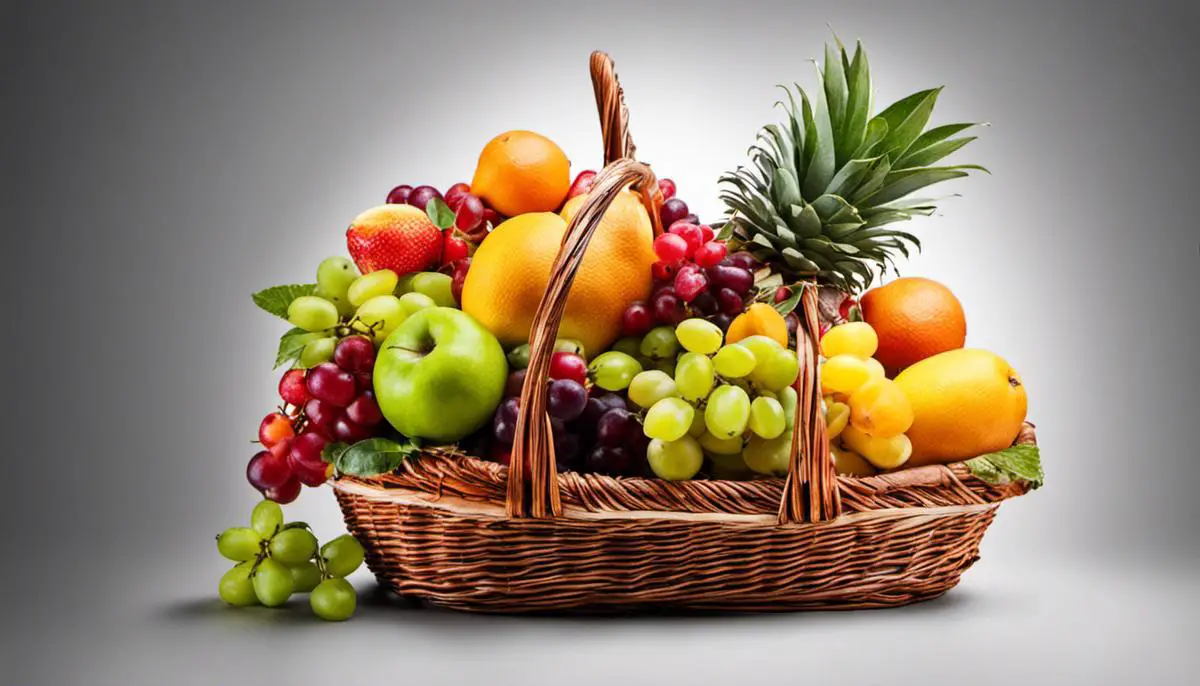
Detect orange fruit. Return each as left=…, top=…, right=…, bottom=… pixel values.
left=726, top=303, right=789, bottom=347
left=859, top=277, right=966, bottom=374
left=471, top=131, right=570, bottom=217
left=894, top=349, right=1027, bottom=466
left=461, top=190, right=655, bottom=355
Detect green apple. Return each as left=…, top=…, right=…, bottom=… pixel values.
left=409, top=272, right=456, bottom=308
left=374, top=307, right=507, bottom=443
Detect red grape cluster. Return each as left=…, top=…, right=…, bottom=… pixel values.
left=622, top=227, right=759, bottom=335
left=485, top=352, right=648, bottom=476
left=246, top=336, right=386, bottom=503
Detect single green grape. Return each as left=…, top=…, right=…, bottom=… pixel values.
left=612, top=337, right=642, bottom=358
left=394, top=273, right=416, bottom=295
left=409, top=272, right=457, bottom=308
left=640, top=326, right=680, bottom=360
left=675, top=318, right=723, bottom=355
left=355, top=294, right=405, bottom=344
left=310, top=578, right=356, bottom=621
left=397, top=291, right=436, bottom=317
left=752, top=347, right=800, bottom=392
left=648, top=357, right=676, bottom=375
left=315, top=285, right=356, bottom=317
left=675, top=352, right=715, bottom=402
left=216, top=527, right=261, bottom=562
left=646, top=436, right=704, bottom=481
left=713, top=344, right=757, bottom=378
left=252, top=558, right=295, bottom=607
left=688, top=408, right=708, bottom=438
left=250, top=500, right=284, bottom=539
left=289, top=562, right=322, bottom=593
left=743, top=431, right=793, bottom=476
left=642, top=397, right=694, bottom=442
left=737, top=335, right=783, bottom=369
left=269, top=528, right=318, bottom=566
left=779, top=386, right=798, bottom=430
left=218, top=563, right=259, bottom=607
left=506, top=344, right=531, bottom=370
left=321, top=535, right=366, bottom=578
left=316, top=256, right=359, bottom=301
left=348, top=269, right=399, bottom=307
left=299, top=337, right=336, bottom=367
left=553, top=338, right=587, bottom=360
left=588, top=351, right=643, bottom=391
left=628, top=370, right=679, bottom=408
left=748, top=396, right=787, bottom=439
left=704, top=385, right=751, bottom=439
left=699, top=431, right=743, bottom=456
left=287, top=296, right=339, bottom=332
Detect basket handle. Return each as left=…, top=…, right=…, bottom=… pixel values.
left=778, top=285, right=842, bottom=523
left=507, top=159, right=661, bottom=517
left=591, top=51, right=636, bottom=165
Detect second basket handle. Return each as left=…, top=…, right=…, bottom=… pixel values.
left=778, top=285, right=842, bottom=523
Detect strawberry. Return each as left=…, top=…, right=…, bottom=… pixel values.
left=346, top=204, right=442, bottom=275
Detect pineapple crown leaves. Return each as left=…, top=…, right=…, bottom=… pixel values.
left=719, top=38, right=988, bottom=292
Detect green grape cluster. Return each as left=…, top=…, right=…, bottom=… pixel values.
left=628, top=318, right=801, bottom=481
left=216, top=500, right=366, bottom=621
left=286, top=257, right=459, bottom=363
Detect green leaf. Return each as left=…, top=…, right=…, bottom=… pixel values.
left=852, top=117, right=889, bottom=160
left=863, top=165, right=984, bottom=207
left=335, top=437, right=419, bottom=477
left=838, top=42, right=871, bottom=167
left=895, top=136, right=977, bottom=170
left=425, top=197, right=456, bottom=229
left=966, top=444, right=1044, bottom=489
left=275, top=327, right=320, bottom=369
left=786, top=203, right=823, bottom=238
left=823, top=42, right=848, bottom=139
left=769, top=167, right=802, bottom=210
left=322, top=441, right=350, bottom=465
left=252, top=284, right=317, bottom=319
left=801, top=75, right=837, bottom=199
left=825, top=156, right=879, bottom=198
left=877, top=87, right=942, bottom=159
left=772, top=286, right=804, bottom=315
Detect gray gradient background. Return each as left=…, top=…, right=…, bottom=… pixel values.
left=5, top=0, right=1198, bottom=684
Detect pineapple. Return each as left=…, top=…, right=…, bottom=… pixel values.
left=719, top=39, right=985, bottom=294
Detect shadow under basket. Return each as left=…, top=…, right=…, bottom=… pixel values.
left=332, top=51, right=1036, bottom=614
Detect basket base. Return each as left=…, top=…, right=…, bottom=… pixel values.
left=335, top=484, right=999, bottom=614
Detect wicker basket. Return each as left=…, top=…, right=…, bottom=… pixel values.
left=333, top=52, right=1035, bottom=613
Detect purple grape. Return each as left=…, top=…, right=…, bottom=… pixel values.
left=547, top=379, right=588, bottom=421
left=333, top=335, right=375, bottom=374
left=690, top=291, right=718, bottom=316
left=660, top=198, right=689, bottom=228
left=407, top=185, right=442, bottom=211
left=553, top=431, right=581, bottom=469
left=386, top=184, right=413, bottom=204
left=582, top=393, right=627, bottom=425
left=586, top=445, right=631, bottom=475
left=493, top=397, right=520, bottom=444
left=505, top=368, right=527, bottom=398
left=715, top=287, right=745, bottom=316
left=728, top=251, right=759, bottom=270
left=711, top=313, right=733, bottom=331
left=596, top=408, right=637, bottom=446
left=708, top=264, right=754, bottom=295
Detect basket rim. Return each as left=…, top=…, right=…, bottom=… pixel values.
left=332, top=475, right=999, bottom=526
left=333, top=423, right=1035, bottom=518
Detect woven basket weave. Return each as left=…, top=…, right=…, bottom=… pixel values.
left=333, top=52, right=1035, bottom=613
